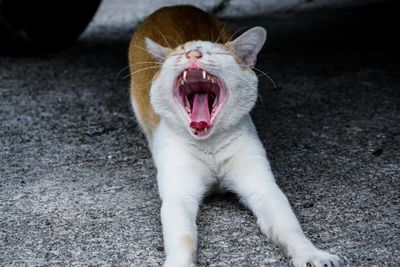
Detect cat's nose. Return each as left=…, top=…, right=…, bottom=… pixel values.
left=186, top=50, right=202, bottom=70
left=186, top=50, right=202, bottom=60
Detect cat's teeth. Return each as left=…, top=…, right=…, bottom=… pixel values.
left=183, top=70, right=187, bottom=81
left=204, top=127, right=208, bottom=131
left=180, top=80, right=184, bottom=85
left=202, top=70, right=206, bottom=79
left=211, top=78, right=216, bottom=83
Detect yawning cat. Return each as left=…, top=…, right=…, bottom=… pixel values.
left=129, top=5, right=342, bottom=267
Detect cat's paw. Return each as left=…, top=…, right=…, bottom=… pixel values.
left=163, top=257, right=195, bottom=267
left=289, top=249, right=343, bottom=267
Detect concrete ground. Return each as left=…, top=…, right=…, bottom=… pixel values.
left=1, top=1, right=399, bottom=266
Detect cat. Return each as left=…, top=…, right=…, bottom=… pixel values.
left=128, top=5, right=343, bottom=267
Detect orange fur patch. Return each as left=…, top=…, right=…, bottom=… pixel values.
left=268, top=226, right=273, bottom=238
left=129, top=5, right=231, bottom=138
left=180, top=234, right=194, bottom=250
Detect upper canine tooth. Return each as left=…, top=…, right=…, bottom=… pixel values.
left=183, top=71, right=187, bottom=81
left=202, top=70, right=206, bottom=79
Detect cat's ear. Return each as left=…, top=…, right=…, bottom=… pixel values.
left=144, top=37, right=172, bottom=62
left=226, top=26, right=267, bottom=67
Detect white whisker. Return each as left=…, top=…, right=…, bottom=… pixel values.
left=158, top=30, right=178, bottom=48
left=218, top=68, right=267, bottom=111
left=223, top=26, right=246, bottom=46
left=215, top=23, right=227, bottom=43
left=174, top=29, right=184, bottom=44
left=123, top=66, right=161, bottom=79
left=237, top=64, right=277, bottom=90
left=129, top=61, right=163, bottom=66
left=252, top=68, right=277, bottom=90
left=131, top=44, right=166, bottom=61
left=116, top=62, right=162, bottom=79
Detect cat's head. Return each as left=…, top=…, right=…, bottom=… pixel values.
left=146, top=27, right=266, bottom=139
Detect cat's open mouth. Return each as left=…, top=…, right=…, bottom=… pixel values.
left=174, top=68, right=227, bottom=137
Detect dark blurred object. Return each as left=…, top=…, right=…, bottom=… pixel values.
left=0, top=0, right=101, bottom=55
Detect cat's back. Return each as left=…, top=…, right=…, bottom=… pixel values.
left=129, top=5, right=230, bottom=138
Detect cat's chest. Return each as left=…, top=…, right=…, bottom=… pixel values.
left=153, top=118, right=256, bottom=180
left=185, top=132, right=244, bottom=175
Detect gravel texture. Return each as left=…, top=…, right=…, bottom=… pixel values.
left=0, top=1, right=399, bottom=266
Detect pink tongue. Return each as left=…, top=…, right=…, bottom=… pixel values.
left=190, top=93, right=210, bottom=130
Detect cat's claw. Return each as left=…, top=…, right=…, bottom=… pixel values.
left=290, top=249, right=343, bottom=267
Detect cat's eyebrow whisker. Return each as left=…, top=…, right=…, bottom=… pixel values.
left=222, top=26, right=246, bottom=49
left=123, top=66, right=161, bottom=79
left=149, top=24, right=181, bottom=47
left=159, top=30, right=180, bottom=48
left=174, top=29, right=184, bottom=44
left=214, top=25, right=223, bottom=43
left=220, top=26, right=247, bottom=53
left=159, top=31, right=172, bottom=48
left=171, top=38, right=181, bottom=47
left=215, top=23, right=228, bottom=44
left=130, top=45, right=166, bottom=60
left=168, top=34, right=181, bottom=47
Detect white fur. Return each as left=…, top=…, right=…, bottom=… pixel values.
left=140, top=27, right=343, bottom=267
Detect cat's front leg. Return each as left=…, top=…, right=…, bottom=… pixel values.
left=156, top=158, right=210, bottom=267
left=225, top=142, right=343, bottom=267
